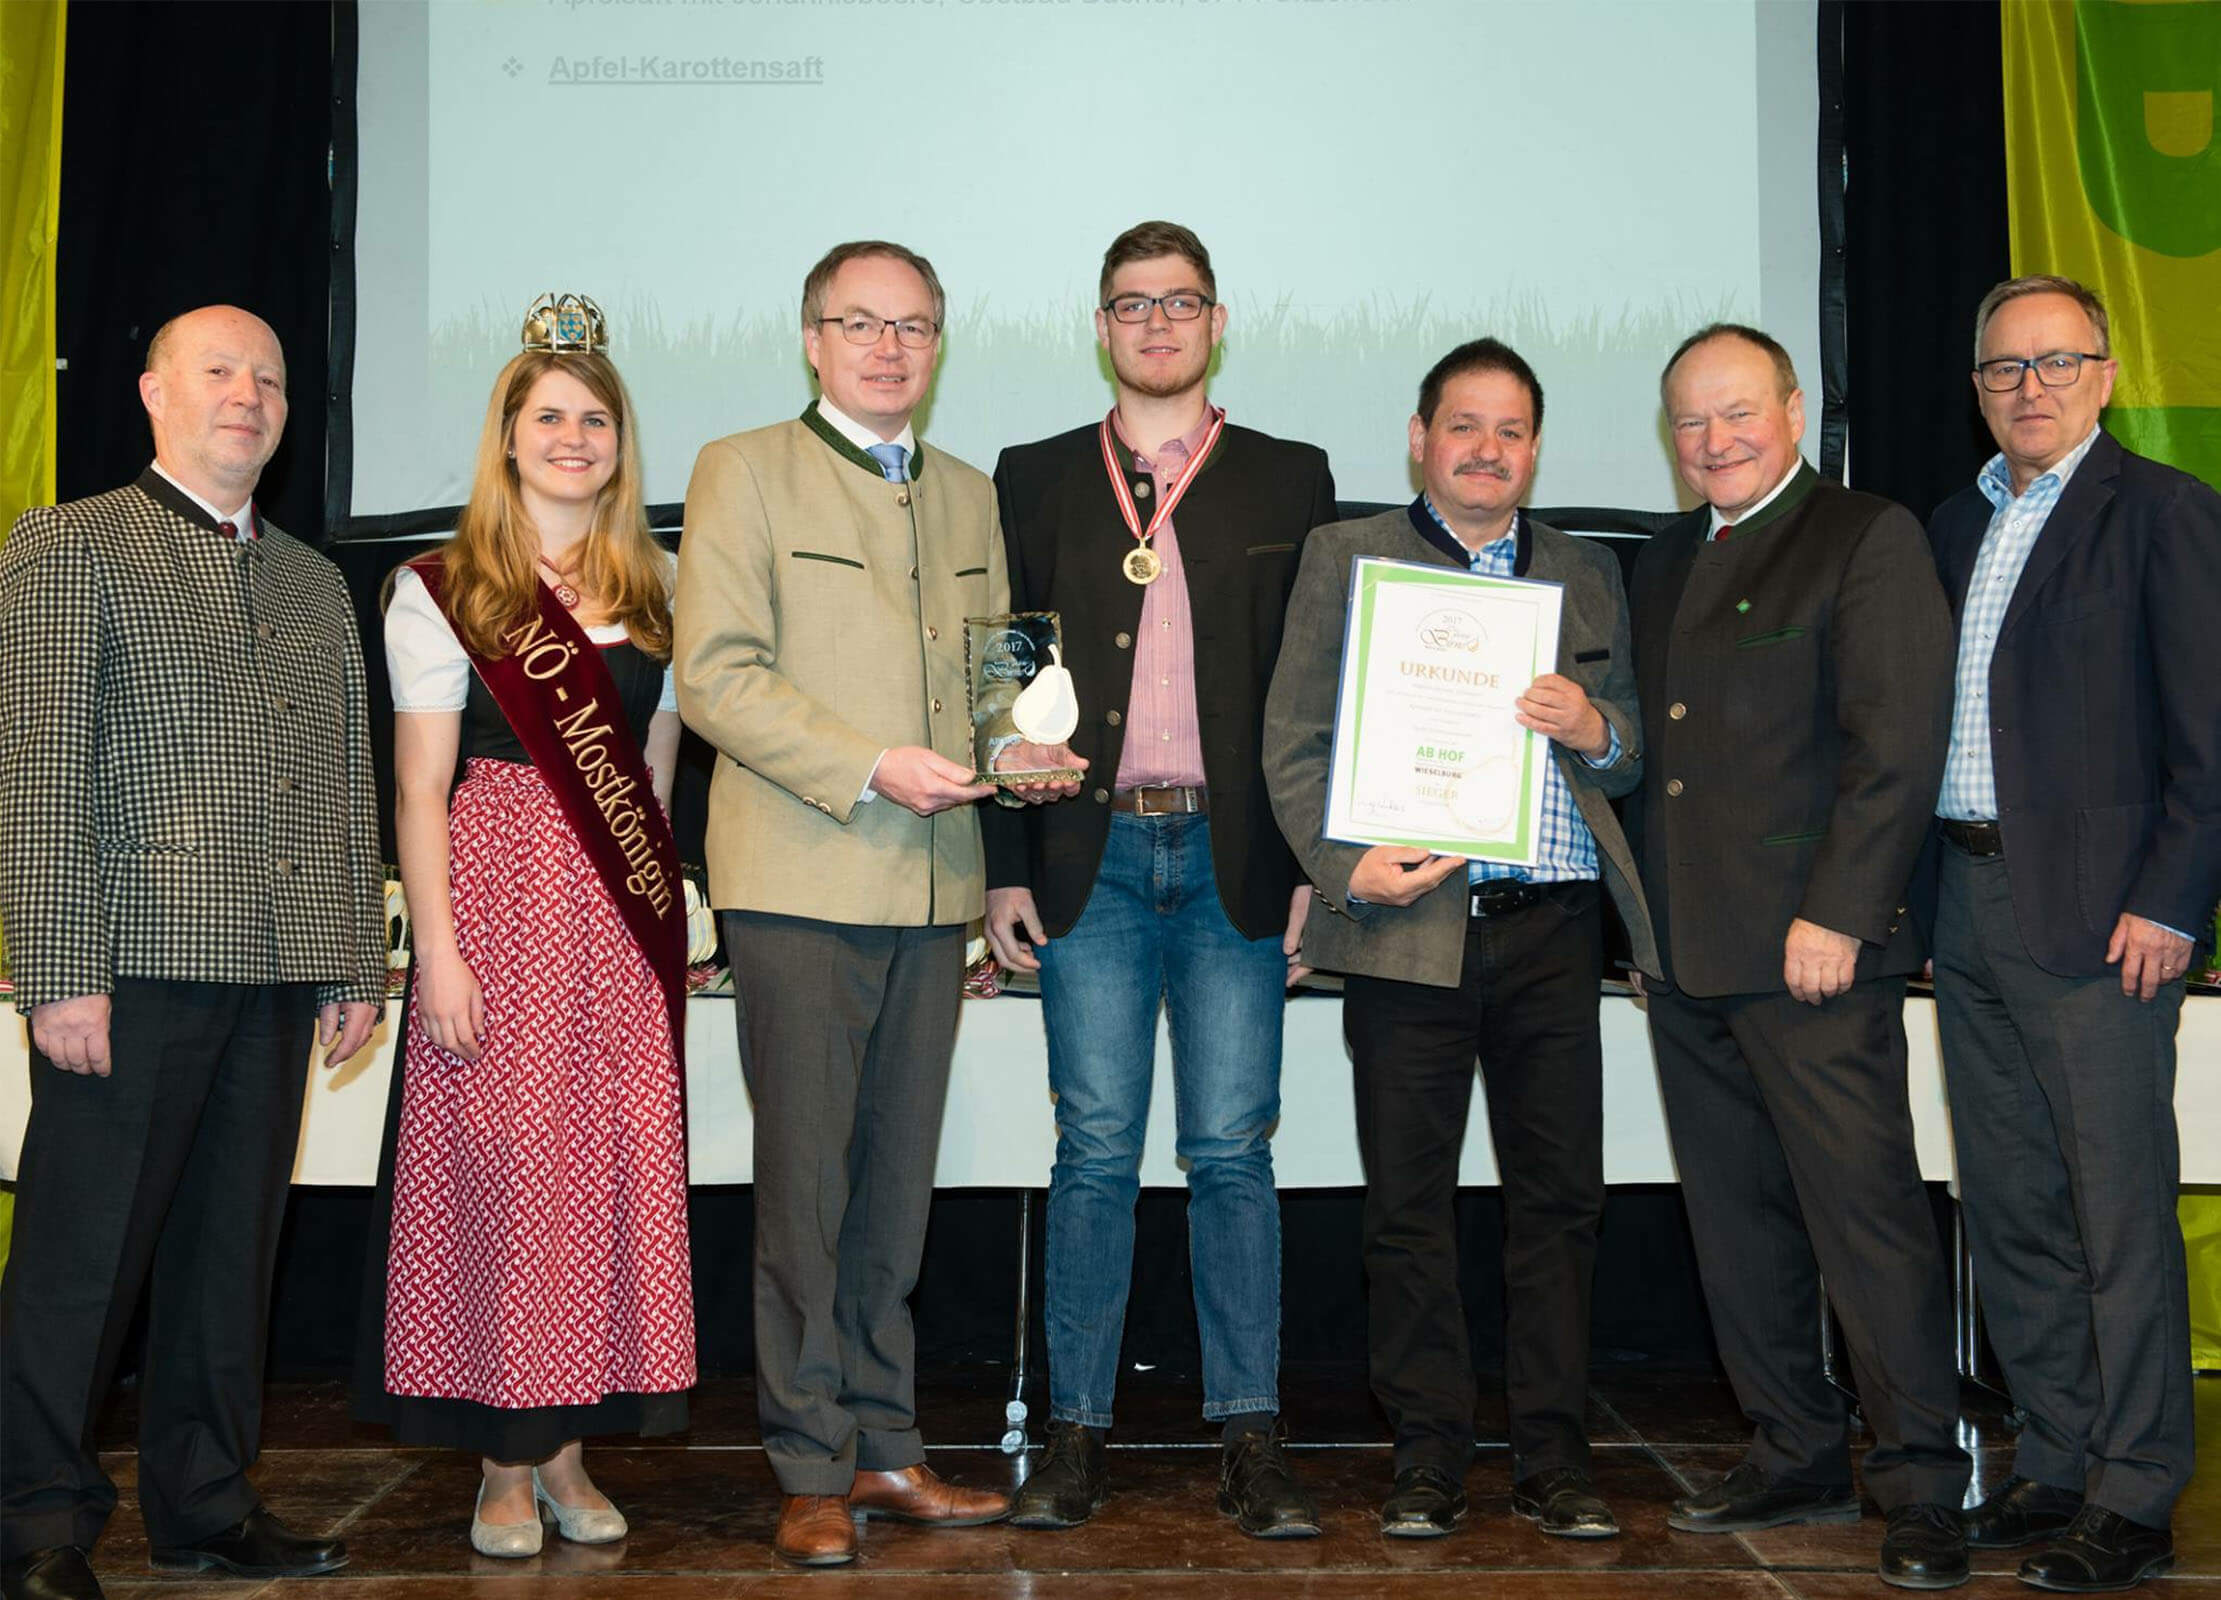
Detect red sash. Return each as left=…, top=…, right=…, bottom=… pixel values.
left=408, top=555, right=687, bottom=1051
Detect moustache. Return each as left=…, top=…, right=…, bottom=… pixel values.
left=1456, top=461, right=1511, bottom=479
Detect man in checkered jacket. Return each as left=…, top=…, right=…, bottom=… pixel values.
left=0, top=306, right=386, bottom=1600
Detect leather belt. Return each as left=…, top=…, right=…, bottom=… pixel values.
left=1938, top=817, right=2003, bottom=857
left=1469, top=880, right=1542, bottom=918
left=1110, top=784, right=1207, bottom=816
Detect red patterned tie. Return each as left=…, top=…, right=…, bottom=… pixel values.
left=1711, top=522, right=1736, bottom=542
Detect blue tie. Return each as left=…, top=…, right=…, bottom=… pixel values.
left=866, top=442, right=908, bottom=483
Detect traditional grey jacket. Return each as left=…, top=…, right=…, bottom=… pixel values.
left=0, top=472, right=387, bottom=1009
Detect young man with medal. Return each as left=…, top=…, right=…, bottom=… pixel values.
left=676, top=241, right=1048, bottom=1568
left=982, top=221, right=1338, bottom=1538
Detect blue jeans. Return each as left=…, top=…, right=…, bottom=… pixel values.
left=1036, top=812, right=1286, bottom=1428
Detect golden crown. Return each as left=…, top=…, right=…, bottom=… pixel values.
left=520, top=293, right=607, bottom=355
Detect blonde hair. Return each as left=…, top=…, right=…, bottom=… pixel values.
left=420, top=350, right=671, bottom=662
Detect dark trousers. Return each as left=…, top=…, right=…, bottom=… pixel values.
left=1343, top=882, right=1605, bottom=1480
left=0, top=979, right=315, bottom=1559
left=723, top=911, right=962, bottom=1496
left=1647, top=976, right=1969, bottom=1510
left=1933, top=844, right=2192, bottom=1527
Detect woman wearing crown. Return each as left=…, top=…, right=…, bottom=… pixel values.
left=354, top=299, right=695, bottom=1556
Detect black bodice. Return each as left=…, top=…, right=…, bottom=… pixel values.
left=460, top=639, right=664, bottom=765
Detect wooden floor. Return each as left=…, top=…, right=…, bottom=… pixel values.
left=76, top=1366, right=2221, bottom=1596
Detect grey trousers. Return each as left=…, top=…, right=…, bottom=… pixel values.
left=723, top=911, right=964, bottom=1495
left=1933, top=844, right=2192, bottom=1527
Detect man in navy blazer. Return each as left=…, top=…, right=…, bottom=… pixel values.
left=1924, top=274, right=2221, bottom=1594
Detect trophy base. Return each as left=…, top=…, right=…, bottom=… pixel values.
left=979, top=766, right=1084, bottom=788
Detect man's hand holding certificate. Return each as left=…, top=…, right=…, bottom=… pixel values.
left=1324, top=558, right=1566, bottom=865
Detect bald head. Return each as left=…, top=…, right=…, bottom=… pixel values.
left=138, top=305, right=288, bottom=507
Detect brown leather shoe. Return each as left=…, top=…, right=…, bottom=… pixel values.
left=851, top=1464, right=1011, bottom=1526
left=773, top=1495, right=857, bottom=1566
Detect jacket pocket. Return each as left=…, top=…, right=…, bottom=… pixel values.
left=790, top=550, right=864, bottom=570
left=1246, top=542, right=1296, bottom=557
left=1735, top=625, right=1809, bottom=649
left=1761, top=829, right=1826, bottom=847
left=2075, top=800, right=2159, bottom=934
left=953, top=565, right=988, bottom=578
left=1574, top=647, right=1610, bottom=663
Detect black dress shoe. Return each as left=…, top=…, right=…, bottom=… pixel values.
left=1010, top=1419, right=1109, bottom=1530
left=1511, top=1466, right=1619, bottom=1539
left=147, top=1507, right=348, bottom=1578
left=1965, top=1475, right=2083, bottom=1550
left=1880, top=1502, right=1969, bottom=1590
left=1668, top=1461, right=1859, bottom=1533
left=1380, top=1465, right=1467, bottom=1538
left=1, top=1547, right=103, bottom=1600
left=2018, top=1505, right=2173, bottom=1593
left=1218, top=1424, right=1320, bottom=1539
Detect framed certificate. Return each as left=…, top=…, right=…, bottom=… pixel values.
left=1323, top=557, right=1564, bottom=865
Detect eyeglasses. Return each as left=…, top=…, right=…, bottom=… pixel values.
left=1102, top=292, right=1215, bottom=324
left=818, top=314, right=939, bottom=349
left=1975, top=351, right=2106, bottom=392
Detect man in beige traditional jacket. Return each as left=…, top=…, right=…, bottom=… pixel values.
left=675, top=241, right=1024, bottom=1566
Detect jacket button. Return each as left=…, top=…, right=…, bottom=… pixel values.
left=1668, top=702, right=1687, bottom=720
left=276, top=776, right=295, bottom=794
left=256, top=622, right=274, bottom=642
left=1133, top=480, right=1152, bottom=499
left=909, top=565, right=919, bottom=580
left=927, top=625, right=938, bottom=640
left=803, top=795, right=817, bottom=808
left=932, top=697, right=943, bottom=714
left=1666, top=778, right=1685, bottom=797
left=896, top=491, right=911, bottom=507
left=271, top=695, right=290, bottom=714
left=1093, top=787, right=1110, bottom=804
left=275, top=857, right=294, bottom=875
left=1115, top=631, right=1132, bottom=649
left=1106, top=709, right=1122, bottom=726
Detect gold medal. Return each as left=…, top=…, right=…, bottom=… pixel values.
left=1099, top=406, right=1226, bottom=592
left=1123, top=544, right=1164, bottom=585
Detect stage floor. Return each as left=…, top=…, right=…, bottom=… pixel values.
left=75, top=1365, right=2221, bottom=1597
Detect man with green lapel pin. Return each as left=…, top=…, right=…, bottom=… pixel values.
left=675, top=241, right=1062, bottom=1567
left=1623, top=324, right=1971, bottom=1590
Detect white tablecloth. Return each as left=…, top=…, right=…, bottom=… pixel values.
left=3, top=992, right=2216, bottom=1188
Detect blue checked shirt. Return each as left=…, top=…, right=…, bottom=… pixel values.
left=1938, top=427, right=2101, bottom=821
left=1422, top=500, right=1617, bottom=885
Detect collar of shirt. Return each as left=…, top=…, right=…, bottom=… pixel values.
left=1414, top=495, right=1519, bottom=570
left=1977, top=424, right=2102, bottom=511
left=1108, top=401, right=1221, bottom=477
left=1707, top=458, right=1806, bottom=537
left=813, top=396, right=916, bottom=461
left=150, top=460, right=253, bottom=538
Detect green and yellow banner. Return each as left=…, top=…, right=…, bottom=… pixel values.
left=2004, top=0, right=2221, bottom=488
left=2005, top=0, right=2221, bottom=1366
left=0, top=0, right=61, bottom=1267
left=0, top=0, right=64, bottom=547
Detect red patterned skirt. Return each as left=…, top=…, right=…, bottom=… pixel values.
left=383, top=757, right=694, bottom=1410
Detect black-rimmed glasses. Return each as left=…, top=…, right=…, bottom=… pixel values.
left=1976, top=351, right=2106, bottom=391
left=818, top=314, right=939, bottom=349
left=1102, top=293, right=1216, bottom=324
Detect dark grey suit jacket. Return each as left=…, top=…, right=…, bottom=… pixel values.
left=1624, top=464, right=1953, bottom=997
left=1262, top=505, right=1654, bottom=989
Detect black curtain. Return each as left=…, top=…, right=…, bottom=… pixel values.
left=56, top=1, right=334, bottom=541
left=1840, top=0, right=2012, bottom=519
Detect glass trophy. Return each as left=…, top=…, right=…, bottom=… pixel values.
left=965, top=611, right=1084, bottom=786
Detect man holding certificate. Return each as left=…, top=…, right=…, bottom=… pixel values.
left=1262, top=339, right=1652, bottom=1540
left=1624, top=325, right=1968, bottom=1591
left=982, top=221, right=1337, bottom=1538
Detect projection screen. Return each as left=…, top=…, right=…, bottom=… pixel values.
left=339, top=0, right=1822, bottom=536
